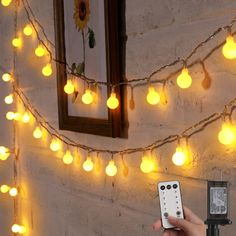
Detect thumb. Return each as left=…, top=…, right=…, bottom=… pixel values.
left=168, top=216, right=193, bottom=233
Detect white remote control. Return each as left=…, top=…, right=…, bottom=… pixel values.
left=158, top=180, right=184, bottom=229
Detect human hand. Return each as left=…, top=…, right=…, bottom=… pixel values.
left=153, top=206, right=206, bottom=236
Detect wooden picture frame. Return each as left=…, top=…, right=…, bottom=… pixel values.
left=53, top=0, right=127, bottom=138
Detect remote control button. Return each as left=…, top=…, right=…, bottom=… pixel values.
left=160, top=185, right=165, bottom=190
left=167, top=185, right=171, bottom=189
left=176, top=211, right=181, bottom=216
left=173, top=184, right=178, bottom=189
left=164, top=212, right=168, bottom=218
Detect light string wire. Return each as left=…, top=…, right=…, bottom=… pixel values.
left=12, top=84, right=236, bottom=156
left=20, top=0, right=236, bottom=89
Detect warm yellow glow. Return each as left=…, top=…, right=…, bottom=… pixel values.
left=107, top=92, right=119, bottom=109
left=222, top=35, right=236, bottom=59
left=6, top=111, right=15, bottom=120
left=83, top=157, right=94, bottom=172
left=172, top=147, right=187, bottom=166
left=146, top=86, right=160, bottom=105
left=12, top=37, right=22, bottom=48
left=35, top=44, right=46, bottom=57
left=0, top=146, right=10, bottom=160
left=218, top=123, right=236, bottom=145
left=4, top=93, right=14, bottom=104
left=22, top=112, right=30, bottom=123
left=11, top=224, right=25, bottom=234
left=23, top=24, right=33, bottom=36
left=82, top=89, right=93, bottom=105
left=62, top=151, right=74, bottom=165
left=14, top=112, right=21, bottom=121
left=177, top=68, right=192, bottom=89
left=105, top=160, right=118, bottom=176
left=0, top=184, right=10, bottom=193
left=2, top=73, right=12, bottom=82
left=9, top=187, right=18, bottom=197
left=64, top=80, right=75, bottom=94
left=50, top=138, right=61, bottom=152
left=1, top=0, right=12, bottom=7
left=140, top=156, right=155, bottom=173
left=33, top=126, right=42, bottom=139
left=42, top=63, right=52, bottom=77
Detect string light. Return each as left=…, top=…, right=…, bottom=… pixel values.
left=222, top=35, right=236, bottom=59
left=6, top=111, right=15, bottom=120
left=11, top=224, right=26, bottom=234
left=21, top=111, right=30, bottom=123
left=0, top=146, right=10, bottom=160
left=33, top=126, right=42, bottom=139
left=140, top=155, right=155, bottom=173
left=62, top=150, right=73, bottom=165
left=9, top=187, right=18, bottom=197
left=35, top=44, right=46, bottom=57
left=64, top=79, right=75, bottom=94
left=23, top=24, right=33, bottom=36
left=146, top=86, right=160, bottom=105
left=1, top=0, right=12, bottom=7
left=172, top=146, right=188, bottom=166
left=218, top=122, right=236, bottom=145
left=83, top=156, right=94, bottom=172
left=4, top=93, right=14, bottom=104
left=107, top=91, right=119, bottom=109
left=0, top=184, right=10, bottom=193
left=42, top=63, right=52, bottom=77
left=176, top=67, right=192, bottom=89
left=50, top=138, right=60, bottom=151
left=2, top=73, right=12, bottom=82
left=82, top=89, right=93, bottom=105
left=105, top=160, right=117, bottom=176
left=12, top=37, right=22, bottom=48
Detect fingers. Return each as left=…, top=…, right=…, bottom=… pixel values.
left=168, top=215, right=193, bottom=233
left=163, top=229, right=178, bottom=236
left=183, top=206, right=204, bottom=225
left=152, top=219, right=162, bottom=230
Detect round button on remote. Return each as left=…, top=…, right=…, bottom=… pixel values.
left=176, top=211, right=181, bottom=216
left=164, top=212, right=168, bottom=218
left=173, top=184, right=178, bottom=189
left=167, top=185, right=171, bottom=189
left=160, top=185, right=165, bottom=190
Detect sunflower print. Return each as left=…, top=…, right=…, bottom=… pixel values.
left=73, top=0, right=90, bottom=31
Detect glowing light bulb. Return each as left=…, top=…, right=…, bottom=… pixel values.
left=19, top=225, right=26, bottom=234
left=64, top=80, right=75, bottom=94
left=177, top=68, right=192, bottom=89
left=33, top=126, right=42, bottom=139
left=42, top=63, right=52, bottom=77
left=218, top=123, right=236, bottom=145
left=82, top=89, right=93, bottom=104
left=62, top=151, right=73, bottom=165
left=6, top=111, right=15, bottom=120
left=4, top=93, right=14, bottom=104
left=146, top=86, right=160, bottom=105
left=23, top=24, right=33, bottom=36
left=12, top=224, right=21, bottom=233
left=1, top=0, right=12, bottom=7
left=172, top=147, right=187, bottom=166
left=12, top=37, right=22, bottom=48
left=0, top=184, right=10, bottom=193
left=105, top=160, right=118, bottom=176
left=2, top=73, right=12, bottom=82
left=107, top=92, right=119, bottom=109
left=0, top=146, right=10, bottom=160
left=83, top=157, right=94, bottom=172
left=140, top=156, right=155, bottom=173
left=222, top=35, right=236, bottom=59
left=35, top=44, right=46, bottom=57
left=22, top=112, right=30, bottom=123
left=50, top=138, right=60, bottom=152
left=9, top=187, right=18, bottom=197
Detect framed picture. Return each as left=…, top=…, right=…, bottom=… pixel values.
left=54, top=0, right=127, bottom=137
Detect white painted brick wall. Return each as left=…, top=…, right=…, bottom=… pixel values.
left=0, top=0, right=236, bottom=235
